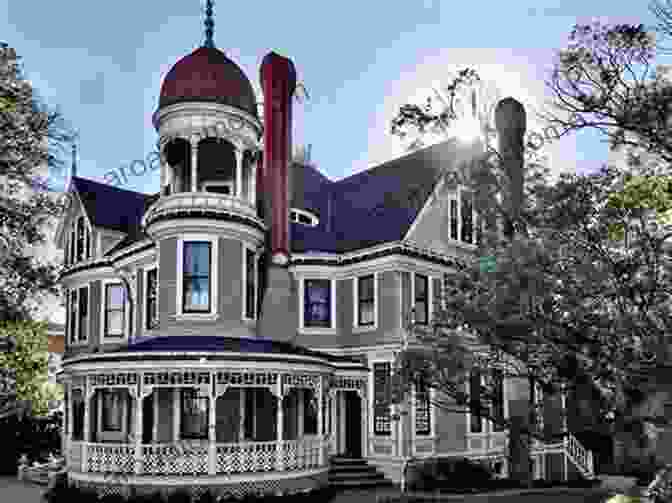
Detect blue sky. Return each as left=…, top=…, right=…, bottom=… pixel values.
left=1, top=0, right=664, bottom=197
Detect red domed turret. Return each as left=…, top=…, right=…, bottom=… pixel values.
left=158, top=46, right=258, bottom=118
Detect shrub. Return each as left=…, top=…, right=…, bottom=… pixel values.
left=166, top=489, right=192, bottom=503
left=407, top=457, right=494, bottom=491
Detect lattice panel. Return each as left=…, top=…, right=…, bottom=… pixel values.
left=216, top=441, right=279, bottom=474
left=90, top=373, right=138, bottom=387
left=141, top=444, right=208, bottom=475
left=144, top=371, right=211, bottom=386
left=281, top=439, right=321, bottom=471
left=330, top=375, right=366, bottom=391
left=68, top=442, right=83, bottom=470
left=282, top=373, right=320, bottom=393
left=216, top=371, right=278, bottom=387
left=86, top=444, right=135, bottom=473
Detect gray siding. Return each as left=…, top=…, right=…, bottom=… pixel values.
left=135, top=271, right=143, bottom=338
left=218, top=238, right=243, bottom=320
left=159, top=237, right=177, bottom=323
left=90, top=280, right=101, bottom=351
left=337, top=279, right=353, bottom=345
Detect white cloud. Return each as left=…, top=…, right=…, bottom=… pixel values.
left=355, top=47, right=579, bottom=178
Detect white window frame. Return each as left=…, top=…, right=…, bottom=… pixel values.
left=100, top=279, right=130, bottom=343
left=202, top=181, right=234, bottom=195
left=298, top=277, right=336, bottom=333
left=353, top=272, right=378, bottom=332
left=410, top=272, right=433, bottom=326
left=67, top=285, right=90, bottom=346
left=142, top=263, right=159, bottom=334
left=290, top=207, right=319, bottom=227
left=242, top=244, right=259, bottom=321
left=467, top=372, right=486, bottom=435
left=370, top=359, right=393, bottom=438
left=176, top=235, right=219, bottom=321
left=412, top=383, right=434, bottom=438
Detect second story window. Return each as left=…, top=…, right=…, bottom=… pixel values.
left=414, top=274, right=429, bottom=325
left=244, top=248, right=257, bottom=320
left=183, top=242, right=211, bottom=313
left=303, top=279, right=331, bottom=328
left=104, top=283, right=125, bottom=338
left=69, top=289, right=77, bottom=344
left=461, top=192, right=474, bottom=244
left=357, top=275, right=375, bottom=326
left=449, top=199, right=458, bottom=240
left=78, top=286, right=88, bottom=342
left=145, top=268, right=158, bottom=330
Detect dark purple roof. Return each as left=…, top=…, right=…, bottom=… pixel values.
left=291, top=140, right=463, bottom=253
left=69, top=140, right=467, bottom=256
left=124, top=336, right=360, bottom=364
left=71, top=177, right=157, bottom=235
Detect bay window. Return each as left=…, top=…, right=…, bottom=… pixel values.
left=183, top=241, right=211, bottom=313
left=244, top=247, right=257, bottom=320
left=78, top=286, right=88, bottom=342
left=303, top=279, right=332, bottom=328
left=414, top=274, right=429, bottom=325
left=145, top=268, right=158, bottom=330
left=68, top=289, right=77, bottom=344
left=104, top=283, right=125, bottom=338
left=356, top=274, right=375, bottom=326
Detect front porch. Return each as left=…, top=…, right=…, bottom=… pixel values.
left=60, top=354, right=370, bottom=496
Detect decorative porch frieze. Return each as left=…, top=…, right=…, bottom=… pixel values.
left=328, top=375, right=367, bottom=398
left=281, top=373, right=321, bottom=396
left=214, top=371, right=279, bottom=398
left=89, top=373, right=139, bottom=387
left=143, top=371, right=211, bottom=387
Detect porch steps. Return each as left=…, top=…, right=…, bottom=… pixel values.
left=328, top=457, right=393, bottom=488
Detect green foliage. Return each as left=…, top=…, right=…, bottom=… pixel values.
left=0, top=44, right=76, bottom=322
left=0, top=320, right=51, bottom=416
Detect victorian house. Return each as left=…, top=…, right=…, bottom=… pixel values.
left=55, top=17, right=597, bottom=499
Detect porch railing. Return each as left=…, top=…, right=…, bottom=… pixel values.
left=69, top=438, right=327, bottom=476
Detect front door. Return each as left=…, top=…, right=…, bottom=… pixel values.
left=344, top=391, right=362, bottom=458
left=142, top=394, right=153, bottom=443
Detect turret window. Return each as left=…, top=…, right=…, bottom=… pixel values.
left=183, top=241, right=211, bottom=313
left=145, top=267, right=158, bottom=330
left=104, top=283, right=125, bottom=337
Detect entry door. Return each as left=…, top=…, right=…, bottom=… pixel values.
left=142, top=394, right=154, bottom=443
left=345, top=391, right=362, bottom=458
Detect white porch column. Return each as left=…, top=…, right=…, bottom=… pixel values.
left=561, top=382, right=568, bottom=481
left=317, top=381, right=324, bottom=465
left=239, top=388, right=246, bottom=441
left=173, top=389, right=180, bottom=442
left=235, top=148, right=244, bottom=199
left=208, top=379, right=217, bottom=475
left=276, top=390, right=284, bottom=471
left=190, top=136, right=199, bottom=192
left=330, top=393, right=337, bottom=454
left=135, top=378, right=144, bottom=475
left=152, top=390, right=158, bottom=443
left=361, top=392, right=368, bottom=459
left=82, top=379, right=91, bottom=472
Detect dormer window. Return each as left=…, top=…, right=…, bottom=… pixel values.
left=290, top=208, right=319, bottom=227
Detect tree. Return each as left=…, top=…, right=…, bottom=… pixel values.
left=0, top=320, right=52, bottom=417
left=390, top=22, right=672, bottom=482
left=0, top=43, right=76, bottom=322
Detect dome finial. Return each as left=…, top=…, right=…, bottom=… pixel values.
left=203, top=0, right=215, bottom=48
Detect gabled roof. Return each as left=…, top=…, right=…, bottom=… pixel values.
left=291, top=139, right=464, bottom=253
left=71, top=177, right=158, bottom=235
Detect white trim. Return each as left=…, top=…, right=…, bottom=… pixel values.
left=353, top=272, right=379, bottom=332
left=370, top=358, right=394, bottom=441
left=67, top=284, right=90, bottom=347
left=242, top=244, right=258, bottom=321
left=100, top=279, right=129, bottom=343
left=176, top=235, right=219, bottom=320
left=403, top=174, right=444, bottom=241
left=202, top=180, right=234, bottom=195
left=142, top=263, right=159, bottom=335
left=298, top=277, right=336, bottom=334
left=290, top=207, right=319, bottom=227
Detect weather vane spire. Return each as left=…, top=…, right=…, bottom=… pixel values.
left=203, top=0, right=215, bottom=48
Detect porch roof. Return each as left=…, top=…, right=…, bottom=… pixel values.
left=124, top=336, right=365, bottom=366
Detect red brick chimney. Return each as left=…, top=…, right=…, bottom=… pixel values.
left=257, top=52, right=298, bottom=342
